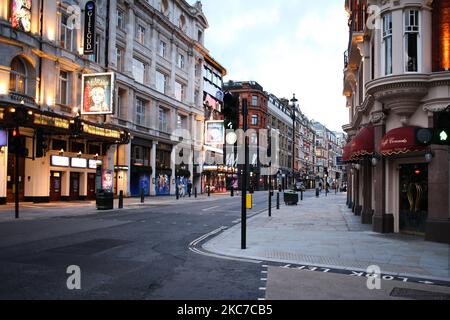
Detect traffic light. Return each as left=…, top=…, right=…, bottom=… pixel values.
left=223, top=92, right=240, bottom=130
left=415, top=128, right=434, bottom=146
left=9, top=129, right=28, bottom=158
left=433, top=111, right=450, bottom=145
left=35, top=129, right=47, bottom=158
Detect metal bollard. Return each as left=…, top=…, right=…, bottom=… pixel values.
left=140, top=189, right=145, bottom=203
left=301, top=190, right=303, bottom=201
left=194, top=187, right=197, bottom=198
left=119, top=190, right=124, bottom=209
left=208, top=187, right=211, bottom=197
left=231, top=187, right=234, bottom=197
left=277, top=192, right=280, bottom=210
left=316, top=188, right=320, bottom=198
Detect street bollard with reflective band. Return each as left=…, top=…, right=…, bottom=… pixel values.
left=119, top=191, right=123, bottom=209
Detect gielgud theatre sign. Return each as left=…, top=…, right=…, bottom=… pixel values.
left=83, top=1, right=96, bottom=55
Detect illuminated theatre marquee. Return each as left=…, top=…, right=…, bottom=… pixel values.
left=82, top=123, right=121, bottom=140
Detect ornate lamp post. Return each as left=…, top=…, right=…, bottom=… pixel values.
left=290, top=94, right=298, bottom=190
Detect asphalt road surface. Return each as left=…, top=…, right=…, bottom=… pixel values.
left=0, top=191, right=316, bottom=300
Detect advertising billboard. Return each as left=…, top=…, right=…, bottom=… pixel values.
left=11, top=0, right=32, bottom=32
left=81, top=73, right=115, bottom=115
left=102, top=170, right=114, bottom=192
left=205, top=121, right=225, bottom=145
left=0, top=130, right=7, bottom=147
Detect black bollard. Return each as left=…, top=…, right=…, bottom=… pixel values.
left=231, top=187, right=234, bottom=197
left=119, top=190, right=124, bottom=209
left=208, top=186, right=211, bottom=197
left=194, top=187, right=197, bottom=198
left=316, top=188, right=320, bottom=198
left=277, top=192, right=280, bottom=210
left=301, top=190, right=303, bottom=201
left=141, top=189, right=145, bottom=203
left=269, top=189, right=272, bottom=217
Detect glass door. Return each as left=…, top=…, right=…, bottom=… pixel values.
left=399, top=163, right=428, bottom=235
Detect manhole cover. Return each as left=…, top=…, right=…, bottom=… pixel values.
left=390, top=288, right=450, bottom=300
left=47, top=239, right=130, bottom=256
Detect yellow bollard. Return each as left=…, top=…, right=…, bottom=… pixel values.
left=246, top=194, right=253, bottom=210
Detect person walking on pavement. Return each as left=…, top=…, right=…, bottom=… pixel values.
left=187, top=180, right=193, bottom=198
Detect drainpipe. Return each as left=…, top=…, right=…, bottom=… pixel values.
left=38, top=0, right=44, bottom=109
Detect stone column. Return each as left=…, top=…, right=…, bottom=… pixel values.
left=426, top=114, right=450, bottom=244
left=361, top=158, right=373, bottom=224
left=354, top=168, right=361, bottom=216
left=108, top=0, right=118, bottom=70
left=150, top=141, right=157, bottom=196
left=124, top=6, right=135, bottom=76
left=372, top=117, right=394, bottom=233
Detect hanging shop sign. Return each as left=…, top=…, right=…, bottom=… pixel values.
left=205, top=121, right=225, bottom=145
left=71, top=157, right=87, bottom=168
left=51, top=155, right=70, bottom=167
left=83, top=1, right=96, bottom=55
left=81, top=73, right=115, bottom=115
left=11, top=0, right=32, bottom=32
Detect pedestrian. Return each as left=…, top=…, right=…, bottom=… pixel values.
left=187, top=181, right=193, bottom=198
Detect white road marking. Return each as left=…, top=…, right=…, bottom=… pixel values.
left=259, top=287, right=266, bottom=291
left=202, top=206, right=220, bottom=212
left=261, top=278, right=267, bottom=281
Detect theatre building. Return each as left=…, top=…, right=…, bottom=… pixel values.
left=1, top=0, right=216, bottom=201
left=343, top=0, right=450, bottom=243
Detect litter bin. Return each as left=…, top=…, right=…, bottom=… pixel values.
left=96, top=190, right=114, bottom=210
left=284, top=191, right=299, bottom=206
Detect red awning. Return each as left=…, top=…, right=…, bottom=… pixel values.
left=381, top=126, right=426, bottom=156
left=342, top=143, right=352, bottom=162
left=350, top=126, right=375, bottom=160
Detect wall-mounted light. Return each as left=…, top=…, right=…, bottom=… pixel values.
left=425, top=150, right=435, bottom=163
left=354, top=163, right=361, bottom=171
left=59, top=149, right=64, bottom=156
left=77, top=151, right=82, bottom=158
left=371, top=154, right=382, bottom=167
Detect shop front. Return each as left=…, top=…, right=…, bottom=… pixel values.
left=155, top=143, right=173, bottom=196
left=130, top=139, right=153, bottom=197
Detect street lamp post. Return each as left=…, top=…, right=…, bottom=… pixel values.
left=290, top=94, right=298, bottom=190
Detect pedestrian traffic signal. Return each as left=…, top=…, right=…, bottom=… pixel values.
left=433, top=111, right=450, bottom=145
left=8, top=129, right=28, bottom=157
left=223, top=92, right=240, bottom=131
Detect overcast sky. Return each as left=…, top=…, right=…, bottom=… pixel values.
left=193, top=0, right=349, bottom=132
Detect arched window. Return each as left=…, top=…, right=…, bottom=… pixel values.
left=160, top=0, right=168, bottom=14
left=179, top=15, right=186, bottom=30
left=9, top=56, right=27, bottom=94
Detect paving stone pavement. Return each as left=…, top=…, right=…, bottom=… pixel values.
left=203, top=193, right=450, bottom=280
